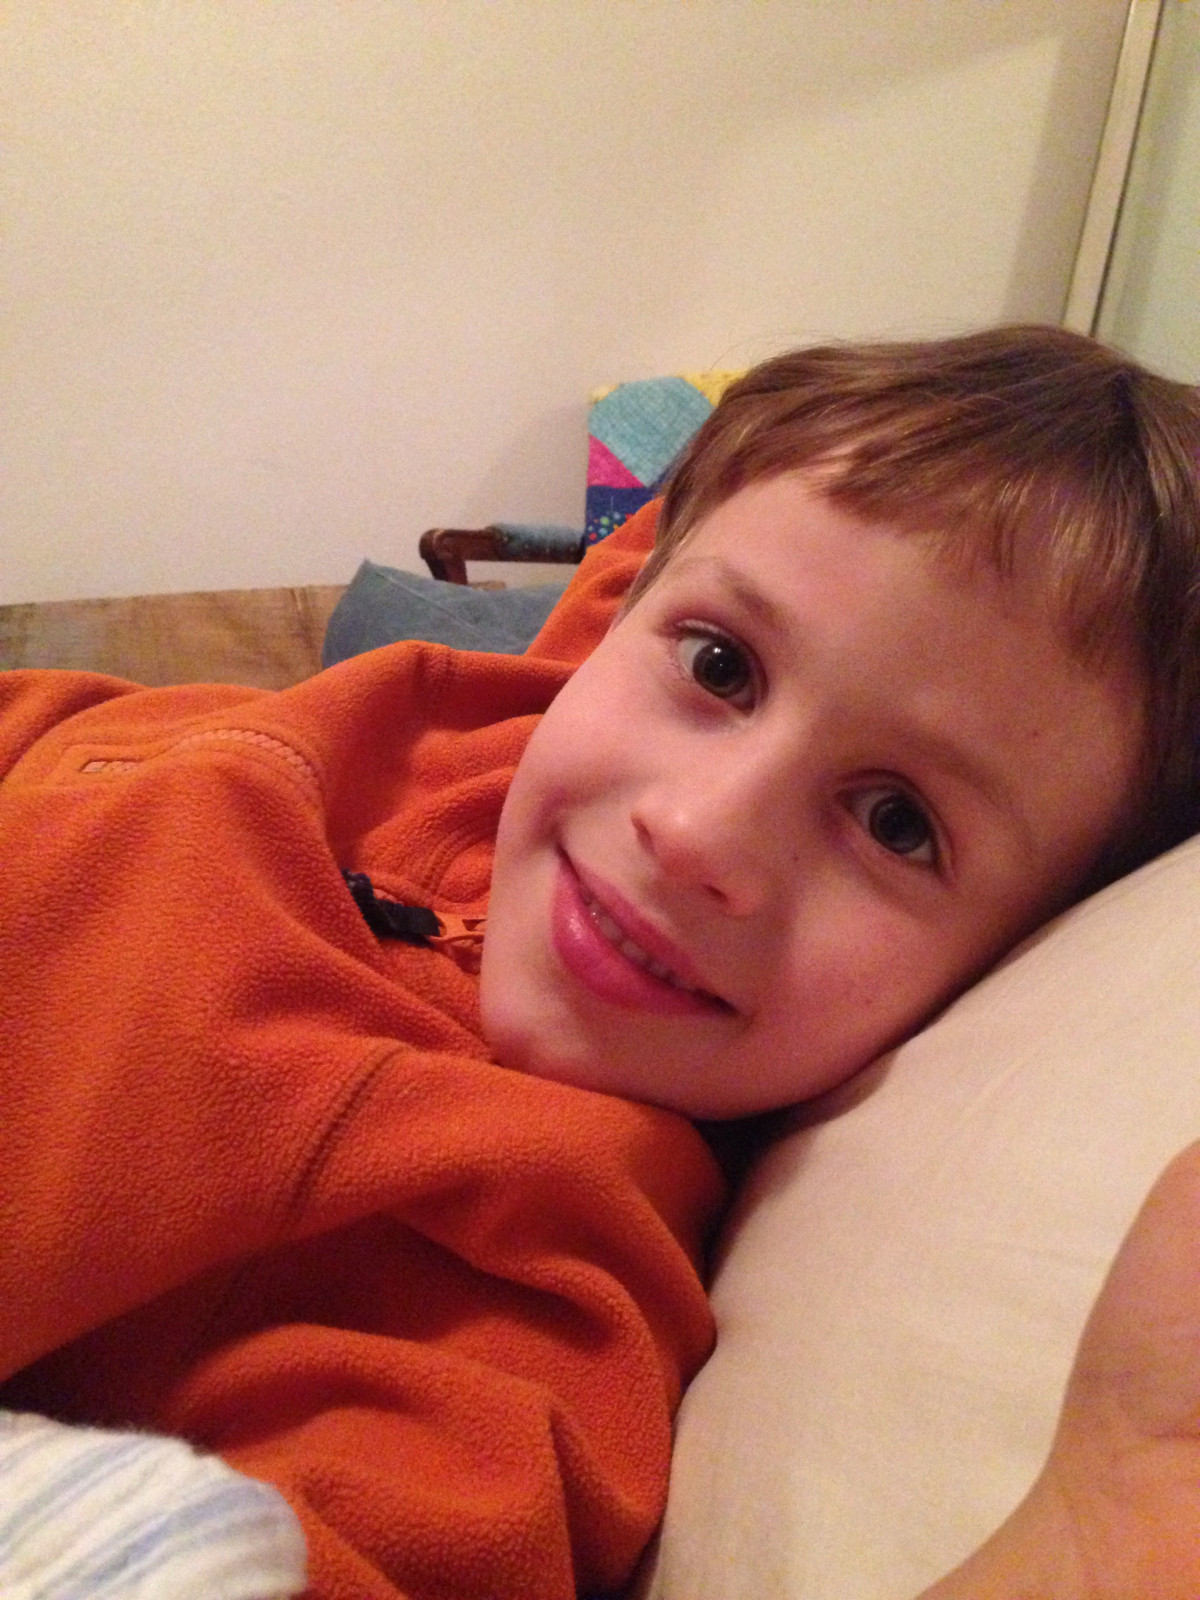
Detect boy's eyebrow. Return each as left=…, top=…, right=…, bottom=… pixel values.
left=671, top=555, right=793, bottom=637
left=886, top=720, right=1035, bottom=857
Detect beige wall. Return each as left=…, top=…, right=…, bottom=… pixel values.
left=2, top=1, right=1129, bottom=603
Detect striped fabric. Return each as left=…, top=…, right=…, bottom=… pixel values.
left=0, top=1411, right=306, bottom=1599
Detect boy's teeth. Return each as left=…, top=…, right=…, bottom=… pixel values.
left=585, top=893, right=696, bottom=993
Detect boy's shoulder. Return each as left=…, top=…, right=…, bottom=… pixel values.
left=526, top=500, right=659, bottom=664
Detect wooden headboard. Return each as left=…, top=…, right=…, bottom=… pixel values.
left=0, top=584, right=345, bottom=689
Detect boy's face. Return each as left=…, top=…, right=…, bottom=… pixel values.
left=480, top=474, right=1144, bottom=1118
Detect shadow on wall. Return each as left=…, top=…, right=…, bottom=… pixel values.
left=454, top=0, right=1128, bottom=534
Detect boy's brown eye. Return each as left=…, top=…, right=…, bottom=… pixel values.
left=680, top=634, right=753, bottom=700
left=848, top=787, right=937, bottom=864
left=868, top=793, right=932, bottom=857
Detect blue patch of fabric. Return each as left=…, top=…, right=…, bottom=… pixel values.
left=322, top=562, right=567, bottom=666
left=584, top=485, right=656, bottom=547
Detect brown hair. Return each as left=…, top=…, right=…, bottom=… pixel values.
left=627, top=325, right=1200, bottom=876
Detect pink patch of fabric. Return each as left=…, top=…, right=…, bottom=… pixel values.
left=587, top=435, right=644, bottom=490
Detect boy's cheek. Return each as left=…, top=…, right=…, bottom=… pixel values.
left=504, top=715, right=628, bottom=830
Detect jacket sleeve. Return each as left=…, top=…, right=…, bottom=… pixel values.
left=0, top=682, right=422, bottom=1377
left=0, top=670, right=140, bottom=778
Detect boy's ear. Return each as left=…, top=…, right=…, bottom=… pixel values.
left=524, top=501, right=661, bottom=667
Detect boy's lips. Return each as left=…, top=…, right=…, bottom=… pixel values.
left=550, top=852, right=734, bottom=1017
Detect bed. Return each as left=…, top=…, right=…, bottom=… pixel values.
left=4, top=563, right=1200, bottom=1598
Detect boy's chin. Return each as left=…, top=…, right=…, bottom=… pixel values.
left=480, top=1005, right=674, bottom=1110
left=483, top=1034, right=742, bottom=1121
left=481, top=1014, right=628, bottom=1102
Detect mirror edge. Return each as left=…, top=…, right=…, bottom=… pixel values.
left=1062, top=0, right=1164, bottom=334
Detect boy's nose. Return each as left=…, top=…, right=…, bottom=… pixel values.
left=630, top=768, right=782, bottom=918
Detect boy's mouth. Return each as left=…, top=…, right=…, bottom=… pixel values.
left=555, top=853, right=734, bottom=1015
left=578, top=882, right=710, bottom=995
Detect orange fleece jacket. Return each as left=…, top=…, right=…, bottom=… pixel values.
left=0, top=507, right=725, bottom=1599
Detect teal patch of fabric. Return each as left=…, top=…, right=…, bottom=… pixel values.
left=588, top=377, right=714, bottom=489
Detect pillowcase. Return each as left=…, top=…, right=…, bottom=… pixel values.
left=641, top=831, right=1200, bottom=1599
left=324, top=501, right=663, bottom=673
left=321, top=561, right=567, bottom=667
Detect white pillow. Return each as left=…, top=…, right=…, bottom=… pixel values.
left=644, top=831, right=1200, bottom=1599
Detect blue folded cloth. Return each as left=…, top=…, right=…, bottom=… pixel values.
left=322, top=561, right=568, bottom=667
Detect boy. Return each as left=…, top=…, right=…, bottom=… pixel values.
left=1, top=325, right=1198, bottom=1598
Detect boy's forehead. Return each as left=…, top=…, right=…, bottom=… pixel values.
left=660, top=472, right=1134, bottom=672
left=655, top=477, right=962, bottom=625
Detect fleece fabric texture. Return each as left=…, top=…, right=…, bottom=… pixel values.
left=0, top=506, right=725, bottom=1600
